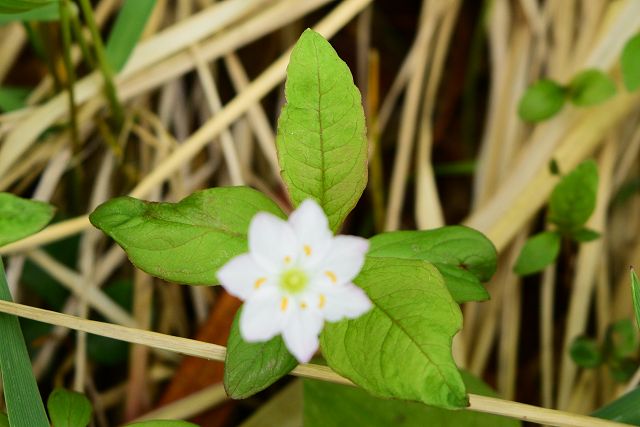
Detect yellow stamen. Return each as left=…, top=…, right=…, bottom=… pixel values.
left=254, top=277, right=266, bottom=289
left=325, top=271, right=337, bottom=284
left=280, top=297, right=289, bottom=312
left=304, top=245, right=312, bottom=256
left=284, top=255, right=292, bottom=264
left=300, top=302, right=308, bottom=310
left=318, top=294, right=326, bottom=309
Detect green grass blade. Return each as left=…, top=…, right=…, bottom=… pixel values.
left=631, top=268, right=640, bottom=329
left=105, top=0, right=156, bottom=72
left=0, top=259, right=49, bottom=427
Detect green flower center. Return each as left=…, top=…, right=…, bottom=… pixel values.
left=280, top=268, right=309, bottom=294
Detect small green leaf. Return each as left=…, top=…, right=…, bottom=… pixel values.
left=569, top=227, right=601, bottom=242
left=0, top=260, right=49, bottom=427
left=47, top=388, right=92, bottom=427
left=548, top=160, right=598, bottom=232
left=513, top=231, right=561, bottom=276
left=570, top=336, right=602, bottom=368
left=368, top=226, right=497, bottom=303
left=609, top=358, right=637, bottom=383
left=631, top=268, right=640, bottom=329
left=0, top=3, right=60, bottom=23
left=568, top=69, right=616, bottom=107
left=593, top=386, right=640, bottom=424
left=0, top=87, right=30, bottom=112
left=276, top=29, right=367, bottom=231
left=0, top=192, right=54, bottom=247
left=517, top=79, right=566, bottom=122
left=321, top=257, right=467, bottom=409
left=304, top=371, right=520, bottom=427
left=621, top=33, right=640, bottom=91
left=125, top=421, right=199, bottom=427
left=224, top=308, right=297, bottom=399
left=606, top=319, right=639, bottom=359
left=89, top=187, right=284, bottom=285
left=105, top=0, right=156, bottom=71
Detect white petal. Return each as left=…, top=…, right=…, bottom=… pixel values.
left=281, top=307, right=324, bottom=362
left=316, top=236, right=369, bottom=285
left=321, top=283, right=373, bottom=322
left=288, top=199, right=332, bottom=269
left=249, top=212, right=299, bottom=272
left=240, top=287, right=283, bottom=342
left=216, top=254, right=271, bottom=300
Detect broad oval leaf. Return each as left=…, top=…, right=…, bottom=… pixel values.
left=47, top=388, right=92, bottom=427
left=320, top=257, right=467, bottom=409
left=304, top=371, right=520, bottom=427
left=224, top=308, right=297, bottom=399
left=89, top=186, right=284, bottom=285
left=569, top=336, right=602, bottom=369
left=0, top=192, right=54, bottom=247
left=548, top=160, right=598, bottom=232
left=513, top=231, right=561, bottom=276
left=368, top=226, right=496, bottom=303
left=621, top=33, right=640, bottom=92
left=276, top=29, right=367, bottom=231
left=517, top=79, right=566, bottom=122
left=568, top=69, right=616, bottom=107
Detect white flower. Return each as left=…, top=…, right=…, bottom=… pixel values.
left=216, top=199, right=372, bottom=362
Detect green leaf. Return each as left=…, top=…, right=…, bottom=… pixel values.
left=517, top=79, right=566, bottom=122
left=304, top=371, right=520, bottom=427
left=224, top=308, right=297, bottom=399
left=105, top=0, right=156, bottom=71
left=605, top=319, right=639, bottom=359
left=569, top=336, right=602, bottom=368
left=0, top=260, right=49, bottom=427
left=321, top=257, right=467, bottom=409
left=621, top=33, right=640, bottom=91
left=0, top=192, right=54, bottom=247
left=631, top=268, right=640, bottom=329
left=609, top=358, right=636, bottom=383
left=513, top=231, right=561, bottom=276
left=47, top=388, right=92, bottom=427
left=0, top=413, right=8, bottom=427
left=568, top=69, right=616, bottom=107
left=276, top=29, right=367, bottom=231
left=368, top=226, right=496, bottom=303
left=569, top=227, right=601, bottom=242
left=125, top=421, right=199, bottom=427
left=0, top=3, right=59, bottom=23
left=593, top=386, right=640, bottom=424
left=89, top=186, right=284, bottom=285
left=548, top=160, right=598, bottom=232
left=0, top=87, right=30, bottom=112
left=0, top=0, right=57, bottom=13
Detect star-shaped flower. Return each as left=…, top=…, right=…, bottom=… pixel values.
left=216, top=199, right=372, bottom=362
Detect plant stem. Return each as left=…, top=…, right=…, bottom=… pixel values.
left=77, top=0, right=124, bottom=127
left=0, top=299, right=631, bottom=427
left=59, top=0, right=80, bottom=149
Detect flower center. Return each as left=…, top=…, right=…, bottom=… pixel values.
left=280, top=268, right=308, bottom=294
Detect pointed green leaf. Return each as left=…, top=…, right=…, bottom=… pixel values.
left=621, top=33, right=640, bottom=92
left=517, top=79, right=566, bottom=122
left=304, top=371, right=520, bottom=427
left=0, top=0, right=57, bottom=13
left=569, top=336, right=602, bottom=368
left=47, top=388, right=92, bottom=427
left=224, top=308, right=297, bottom=399
left=276, top=29, right=367, bottom=231
left=0, top=260, right=49, bottom=427
left=548, top=160, right=598, bottom=232
left=368, top=226, right=496, bottom=303
left=569, top=227, right=601, bottom=242
left=321, top=257, right=467, bottom=409
left=631, top=268, right=640, bottom=329
left=593, top=387, right=640, bottom=424
left=0, top=3, right=60, bottom=23
left=568, top=69, right=616, bottom=107
left=0, top=192, right=54, bottom=247
left=513, top=231, right=561, bottom=276
left=105, top=0, right=156, bottom=71
left=89, top=187, right=284, bottom=285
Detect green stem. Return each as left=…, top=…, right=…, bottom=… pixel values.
left=59, top=0, right=80, bottom=149
left=69, top=6, right=96, bottom=70
left=77, top=0, right=124, bottom=127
